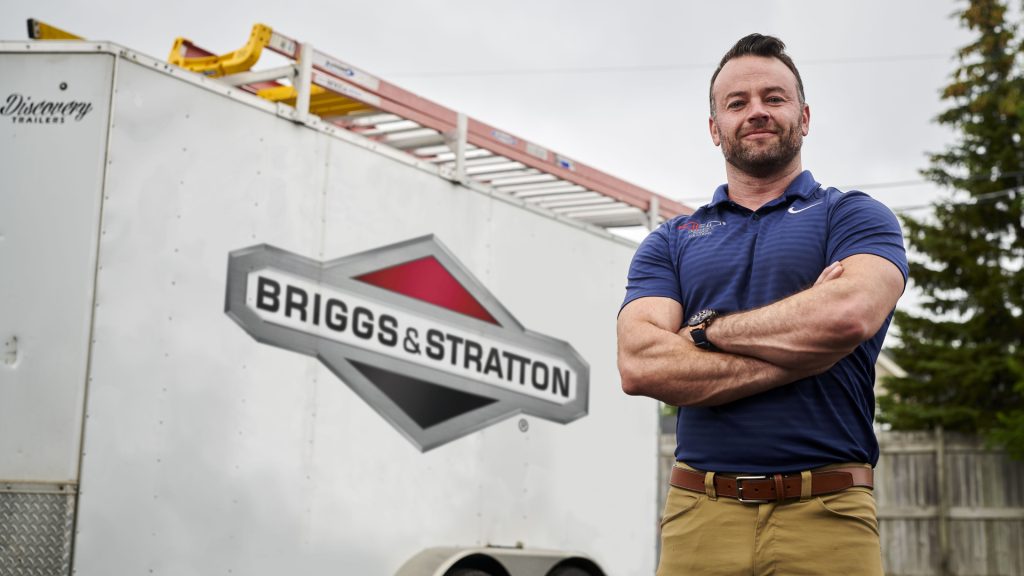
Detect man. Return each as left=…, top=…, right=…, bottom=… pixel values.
left=617, top=34, right=907, bottom=575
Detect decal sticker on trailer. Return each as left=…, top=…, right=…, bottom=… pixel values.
left=225, top=235, right=589, bottom=451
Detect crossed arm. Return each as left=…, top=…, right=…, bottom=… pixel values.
left=616, top=253, right=905, bottom=407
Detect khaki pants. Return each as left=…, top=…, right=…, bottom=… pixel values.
left=657, top=463, right=882, bottom=576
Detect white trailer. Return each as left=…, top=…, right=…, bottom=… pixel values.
left=0, top=25, right=687, bottom=576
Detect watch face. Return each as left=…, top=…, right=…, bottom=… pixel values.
left=688, top=309, right=716, bottom=327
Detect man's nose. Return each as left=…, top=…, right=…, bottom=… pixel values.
left=747, top=101, right=770, bottom=123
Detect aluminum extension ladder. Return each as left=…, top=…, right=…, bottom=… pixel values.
left=30, top=19, right=691, bottom=229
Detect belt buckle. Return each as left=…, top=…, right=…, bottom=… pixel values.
left=735, top=475, right=771, bottom=503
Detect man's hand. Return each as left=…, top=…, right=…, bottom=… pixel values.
left=814, top=260, right=844, bottom=286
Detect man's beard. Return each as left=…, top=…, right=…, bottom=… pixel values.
left=721, top=119, right=803, bottom=179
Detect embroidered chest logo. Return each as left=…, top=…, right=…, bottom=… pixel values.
left=677, top=220, right=725, bottom=238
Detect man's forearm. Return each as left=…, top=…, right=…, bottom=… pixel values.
left=707, top=282, right=860, bottom=373
left=660, top=345, right=807, bottom=407
left=618, top=320, right=813, bottom=407
left=706, top=255, right=904, bottom=370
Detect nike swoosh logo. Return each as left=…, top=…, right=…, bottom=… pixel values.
left=788, top=201, right=823, bottom=214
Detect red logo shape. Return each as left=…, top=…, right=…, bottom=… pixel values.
left=356, top=256, right=499, bottom=325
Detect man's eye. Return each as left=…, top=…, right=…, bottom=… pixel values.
left=726, top=101, right=745, bottom=109
left=766, top=96, right=785, bottom=103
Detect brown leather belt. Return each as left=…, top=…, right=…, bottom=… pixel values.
left=670, top=466, right=873, bottom=503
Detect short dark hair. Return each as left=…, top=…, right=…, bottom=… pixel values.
left=709, top=34, right=805, bottom=116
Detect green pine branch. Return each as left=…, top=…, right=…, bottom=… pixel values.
left=881, top=0, right=1024, bottom=459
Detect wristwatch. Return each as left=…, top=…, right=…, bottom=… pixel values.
left=687, top=309, right=719, bottom=351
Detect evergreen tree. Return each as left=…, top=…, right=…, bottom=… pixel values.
left=879, top=0, right=1024, bottom=458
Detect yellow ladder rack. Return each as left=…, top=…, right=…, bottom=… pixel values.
left=168, top=24, right=271, bottom=78
left=169, top=24, right=375, bottom=120
left=27, top=18, right=82, bottom=40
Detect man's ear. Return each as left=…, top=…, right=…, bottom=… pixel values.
left=709, top=116, right=721, bottom=146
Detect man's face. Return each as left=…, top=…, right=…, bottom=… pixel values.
left=709, top=55, right=810, bottom=178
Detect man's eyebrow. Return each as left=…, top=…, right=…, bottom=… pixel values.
left=723, top=86, right=791, bottom=100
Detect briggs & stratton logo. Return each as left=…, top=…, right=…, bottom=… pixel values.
left=225, top=236, right=589, bottom=451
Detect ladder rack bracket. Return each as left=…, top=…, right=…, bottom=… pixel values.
left=442, top=112, right=469, bottom=185
left=293, top=41, right=313, bottom=124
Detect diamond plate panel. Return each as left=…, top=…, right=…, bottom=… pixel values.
left=0, top=490, right=75, bottom=576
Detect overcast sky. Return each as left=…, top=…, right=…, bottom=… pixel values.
left=4, top=0, right=978, bottom=316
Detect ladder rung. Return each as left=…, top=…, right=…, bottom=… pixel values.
left=411, top=144, right=453, bottom=157
left=387, top=133, right=447, bottom=150
left=561, top=204, right=643, bottom=219
left=500, top=181, right=586, bottom=194
left=474, top=169, right=540, bottom=182
left=429, top=147, right=487, bottom=162
left=465, top=162, right=526, bottom=175
left=366, top=119, right=422, bottom=134
left=539, top=197, right=615, bottom=210
left=583, top=212, right=649, bottom=226
left=380, top=127, right=439, bottom=140
left=350, top=113, right=405, bottom=126
left=512, top=186, right=589, bottom=199
left=534, top=191, right=604, bottom=203
left=426, top=149, right=491, bottom=163
left=222, top=65, right=296, bottom=87
left=444, top=156, right=514, bottom=168
left=485, top=173, right=554, bottom=187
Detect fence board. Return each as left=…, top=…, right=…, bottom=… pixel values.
left=878, top=429, right=1024, bottom=576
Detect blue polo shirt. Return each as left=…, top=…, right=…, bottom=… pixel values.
left=622, top=171, right=908, bottom=473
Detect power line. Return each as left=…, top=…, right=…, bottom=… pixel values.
left=679, top=183, right=1018, bottom=213
left=387, top=53, right=950, bottom=79
left=892, top=187, right=1018, bottom=213
left=846, top=170, right=1024, bottom=191
left=677, top=178, right=935, bottom=205
left=839, top=179, right=932, bottom=190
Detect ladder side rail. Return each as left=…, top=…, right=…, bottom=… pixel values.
left=315, top=59, right=691, bottom=219
left=305, top=39, right=470, bottom=132
left=310, top=57, right=458, bottom=127
left=310, top=72, right=456, bottom=136
left=305, top=63, right=459, bottom=134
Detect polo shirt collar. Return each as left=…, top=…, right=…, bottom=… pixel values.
left=705, top=170, right=820, bottom=209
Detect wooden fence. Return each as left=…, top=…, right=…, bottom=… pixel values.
left=657, top=428, right=1024, bottom=575
left=877, top=429, right=1024, bottom=575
